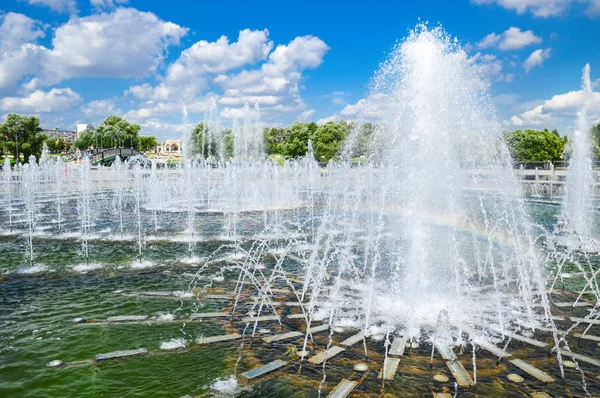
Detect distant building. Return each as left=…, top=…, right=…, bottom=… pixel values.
left=76, top=123, right=95, bottom=137
left=41, top=127, right=77, bottom=142
left=156, top=139, right=181, bottom=155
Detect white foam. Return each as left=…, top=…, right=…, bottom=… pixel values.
left=159, top=338, right=186, bottom=350
left=210, top=375, right=248, bottom=396
left=71, top=263, right=103, bottom=272
left=131, top=260, right=155, bottom=269
left=156, top=313, right=175, bottom=322
left=179, top=256, right=203, bottom=265
left=172, top=291, right=194, bottom=299
left=17, top=265, right=48, bottom=274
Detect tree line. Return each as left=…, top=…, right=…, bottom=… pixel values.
left=2, top=112, right=599, bottom=165
left=504, top=124, right=600, bottom=162
left=189, top=120, right=359, bottom=162
left=74, top=116, right=157, bottom=153
left=0, top=114, right=158, bottom=164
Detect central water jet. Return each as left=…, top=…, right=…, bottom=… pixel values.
left=305, top=25, right=552, bottom=345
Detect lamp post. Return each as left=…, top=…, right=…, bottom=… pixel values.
left=119, top=128, right=123, bottom=148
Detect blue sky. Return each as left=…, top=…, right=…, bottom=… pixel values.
left=0, top=0, right=599, bottom=139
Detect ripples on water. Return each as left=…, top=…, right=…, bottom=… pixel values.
left=0, top=202, right=599, bottom=397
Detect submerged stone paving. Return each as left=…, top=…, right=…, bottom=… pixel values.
left=54, top=277, right=600, bottom=397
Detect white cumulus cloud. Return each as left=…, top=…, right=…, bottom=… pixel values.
left=0, top=8, right=188, bottom=97
left=26, top=0, right=77, bottom=14
left=0, top=88, right=82, bottom=113
left=90, top=0, right=128, bottom=9
left=165, top=29, right=273, bottom=84
left=44, top=8, right=188, bottom=82
left=82, top=99, right=121, bottom=117
left=523, top=48, right=552, bottom=72
left=0, top=12, right=45, bottom=51
left=507, top=90, right=600, bottom=128
left=478, top=27, right=541, bottom=51
left=0, top=13, right=48, bottom=96
left=215, top=35, right=329, bottom=122
left=472, top=0, right=600, bottom=17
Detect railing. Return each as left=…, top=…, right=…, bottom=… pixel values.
left=90, top=147, right=143, bottom=165
left=514, top=161, right=600, bottom=170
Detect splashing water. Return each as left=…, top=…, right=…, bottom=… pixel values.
left=306, top=25, right=552, bottom=345
left=560, top=64, right=599, bottom=249
left=210, top=375, right=248, bottom=396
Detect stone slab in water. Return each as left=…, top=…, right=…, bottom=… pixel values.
left=196, top=333, right=242, bottom=344
left=140, top=291, right=173, bottom=297
left=554, top=301, right=592, bottom=307
left=389, top=337, right=407, bottom=356
left=475, top=340, right=554, bottom=383
left=190, top=312, right=230, bottom=319
left=205, top=294, right=233, bottom=300
left=327, top=379, right=358, bottom=398
left=285, top=302, right=306, bottom=307
left=241, top=359, right=287, bottom=380
left=573, top=333, right=600, bottom=342
left=378, top=357, right=400, bottom=380
left=268, top=288, right=290, bottom=294
left=340, top=332, right=364, bottom=347
left=435, top=342, right=474, bottom=387
left=242, top=315, right=280, bottom=323
left=432, top=393, right=452, bottom=398
left=262, top=331, right=303, bottom=343
left=444, top=360, right=474, bottom=387
left=530, top=393, right=552, bottom=398
left=489, top=326, right=547, bottom=348
left=569, top=316, right=600, bottom=325
left=558, top=348, right=600, bottom=367
left=309, top=324, right=329, bottom=334
left=308, top=346, right=345, bottom=365
left=435, top=343, right=457, bottom=362
left=287, top=313, right=306, bottom=319
left=106, top=315, right=148, bottom=323
left=95, top=348, right=147, bottom=361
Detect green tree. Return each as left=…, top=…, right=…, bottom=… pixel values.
left=505, top=128, right=566, bottom=162
left=0, top=114, right=47, bottom=163
left=75, top=116, right=141, bottom=150
left=223, top=129, right=234, bottom=159
left=264, top=127, right=289, bottom=155
left=74, top=130, right=94, bottom=150
left=285, top=122, right=318, bottom=158
left=191, top=122, right=221, bottom=158
left=311, top=121, right=349, bottom=162
left=137, top=136, right=158, bottom=152
left=44, top=137, right=68, bottom=152
left=351, top=123, right=377, bottom=158
left=592, top=122, right=600, bottom=159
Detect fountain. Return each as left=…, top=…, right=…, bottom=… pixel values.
left=1, top=23, right=600, bottom=398
left=559, top=64, right=599, bottom=250
left=305, top=25, right=552, bottom=346
left=233, top=102, right=263, bottom=161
